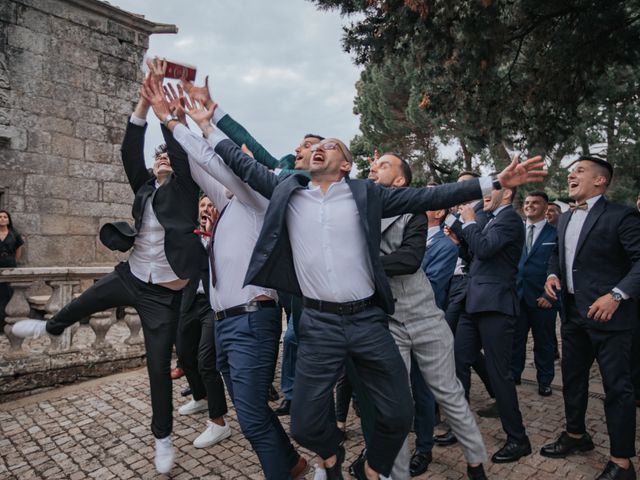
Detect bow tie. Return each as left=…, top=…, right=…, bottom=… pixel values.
left=193, top=229, right=212, bottom=238
left=569, top=202, right=588, bottom=212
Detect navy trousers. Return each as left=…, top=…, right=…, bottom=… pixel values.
left=511, top=301, right=557, bottom=387
left=215, top=307, right=299, bottom=480
left=410, top=357, right=435, bottom=454
left=280, top=315, right=298, bottom=401
left=455, top=311, right=527, bottom=443
left=290, top=306, right=413, bottom=477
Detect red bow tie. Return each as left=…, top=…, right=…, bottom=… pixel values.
left=193, top=229, right=212, bottom=238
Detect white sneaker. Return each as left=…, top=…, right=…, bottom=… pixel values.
left=154, top=436, right=175, bottom=474
left=313, top=464, right=327, bottom=480
left=178, top=398, right=208, bottom=415
left=11, top=319, right=49, bottom=338
left=192, top=419, right=231, bottom=448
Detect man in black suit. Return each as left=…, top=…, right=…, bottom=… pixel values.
left=542, top=156, right=640, bottom=480
left=12, top=64, right=205, bottom=475
left=454, top=184, right=531, bottom=464
left=202, top=110, right=544, bottom=478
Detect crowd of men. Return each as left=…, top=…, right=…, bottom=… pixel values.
left=12, top=59, right=640, bottom=480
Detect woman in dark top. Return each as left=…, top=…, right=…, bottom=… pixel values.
left=0, top=210, right=24, bottom=329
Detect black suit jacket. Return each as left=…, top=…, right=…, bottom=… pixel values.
left=181, top=261, right=210, bottom=313
left=461, top=204, right=525, bottom=316
left=548, top=197, right=640, bottom=331
left=214, top=139, right=484, bottom=314
left=116, top=120, right=206, bottom=280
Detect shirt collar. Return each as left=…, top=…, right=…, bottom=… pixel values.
left=526, top=218, right=547, bottom=229
left=427, top=226, right=441, bottom=240
left=585, top=194, right=602, bottom=210
left=308, top=177, right=347, bottom=192
left=491, top=204, right=510, bottom=217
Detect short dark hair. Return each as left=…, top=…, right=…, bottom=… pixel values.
left=549, top=202, right=562, bottom=211
left=380, top=151, right=412, bottom=186
left=304, top=134, right=325, bottom=142
left=526, top=190, right=549, bottom=203
left=154, top=144, right=168, bottom=158
left=458, top=170, right=480, bottom=179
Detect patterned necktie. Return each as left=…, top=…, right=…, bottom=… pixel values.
left=526, top=224, right=535, bottom=253
left=569, top=202, right=588, bottom=212
left=208, top=205, right=228, bottom=288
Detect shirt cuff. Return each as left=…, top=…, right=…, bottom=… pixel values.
left=461, top=221, right=476, bottom=229
left=479, top=176, right=493, bottom=196
left=205, top=126, right=228, bottom=150
left=130, top=114, right=147, bottom=127
left=212, top=106, right=227, bottom=125
left=172, top=123, right=190, bottom=144
left=612, top=287, right=630, bottom=300
left=547, top=274, right=559, bottom=280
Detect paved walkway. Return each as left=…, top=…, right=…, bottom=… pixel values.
left=1, top=351, right=638, bottom=479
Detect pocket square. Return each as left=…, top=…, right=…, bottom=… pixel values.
left=541, top=242, right=556, bottom=245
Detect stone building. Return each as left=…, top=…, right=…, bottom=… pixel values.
left=0, top=0, right=176, bottom=267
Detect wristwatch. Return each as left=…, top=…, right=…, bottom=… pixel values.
left=162, top=113, right=179, bottom=127
left=609, top=290, right=623, bottom=302
left=491, top=174, right=502, bottom=190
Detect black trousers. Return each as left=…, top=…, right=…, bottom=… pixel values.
left=176, top=294, right=227, bottom=419
left=334, top=367, right=352, bottom=423
left=631, top=316, right=640, bottom=402
left=0, top=282, right=11, bottom=330
left=445, top=276, right=495, bottom=398
left=46, top=262, right=181, bottom=439
left=290, top=306, right=413, bottom=477
left=562, top=298, right=636, bottom=458
left=455, top=311, right=527, bottom=443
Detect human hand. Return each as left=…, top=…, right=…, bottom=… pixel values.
left=163, top=82, right=187, bottom=126
left=241, top=144, right=255, bottom=159
left=537, top=297, right=553, bottom=309
left=497, top=154, right=547, bottom=189
left=443, top=226, right=460, bottom=245
left=146, top=57, right=167, bottom=84
left=459, top=204, right=476, bottom=223
left=183, top=95, right=216, bottom=132
left=181, top=75, right=215, bottom=108
left=141, top=75, right=172, bottom=124
left=544, top=276, right=561, bottom=300
left=587, top=293, right=620, bottom=322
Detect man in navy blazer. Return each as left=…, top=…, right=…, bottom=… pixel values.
left=454, top=185, right=531, bottom=464
left=543, top=157, right=640, bottom=480
left=511, top=191, right=558, bottom=396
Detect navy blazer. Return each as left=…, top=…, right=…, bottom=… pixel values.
left=517, top=222, right=558, bottom=307
left=548, top=197, right=640, bottom=331
left=461, top=204, right=525, bottom=316
left=214, top=139, right=485, bottom=314
left=421, top=228, right=458, bottom=310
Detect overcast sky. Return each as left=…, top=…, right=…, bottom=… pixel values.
left=108, top=0, right=362, bottom=165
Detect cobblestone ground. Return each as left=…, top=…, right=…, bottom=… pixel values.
left=1, top=337, right=638, bottom=479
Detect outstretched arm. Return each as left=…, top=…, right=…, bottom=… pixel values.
left=381, top=214, right=427, bottom=277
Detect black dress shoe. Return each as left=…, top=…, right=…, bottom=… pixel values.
left=434, top=429, right=458, bottom=446
left=491, top=439, right=532, bottom=463
left=538, top=385, right=552, bottom=396
left=348, top=448, right=366, bottom=479
left=325, top=444, right=346, bottom=480
left=180, top=387, right=192, bottom=397
left=274, top=399, right=291, bottom=416
left=477, top=401, right=500, bottom=418
left=268, top=384, right=280, bottom=402
left=597, top=461, right=637, bottom=480
left=409, top=451, right=432, bottom=477
left=467, top=464, right=487, bottom=480
left=540, top=431, right=594, bottom=458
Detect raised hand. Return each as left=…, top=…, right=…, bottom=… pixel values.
left=183, top=95, right=216, bottom=132
left=181, top=75, right=215, bottom=109
left=146, top=57, right=167, bottom=84
left=497, top=154, right=547, bottom=189
left=141, top=75, right=172, bottom=124
left=163, top=82, right=187, bottom=126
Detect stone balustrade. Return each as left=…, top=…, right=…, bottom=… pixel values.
left=0, top=267, right=147, bottom=400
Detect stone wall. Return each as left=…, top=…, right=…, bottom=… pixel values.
left=0, top=0, right=175, bottom=267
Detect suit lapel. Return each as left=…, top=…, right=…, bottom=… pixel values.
left=346, top=178, right=370, bottom=236
left=575, top=197, right=606, bottom=257
left=557, top=211, right=571, bottom=269
left=526, top=222, right=552, bottom=259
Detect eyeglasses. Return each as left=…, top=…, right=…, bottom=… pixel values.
left=310, top=141, right=342, bottom=152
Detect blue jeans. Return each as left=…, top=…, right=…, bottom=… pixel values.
left=215, top=308, right=298, bottom=479
left=280, top=315, right=297, bottom=401
left=411, top=357, right=435, bottom=454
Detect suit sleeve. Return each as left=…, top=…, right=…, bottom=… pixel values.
left=379, top=179, right=483, bottom=217
left=215, top=109, right=281, bottom=170
left=461, top=214, right=523, bottom=261
left=160, top=124, right=199, bottom=195
left=120, top=119, right=152, bottom=193
left=381, top=214, right=427, bottom=277
left=615, top=210, right=640, bottom=298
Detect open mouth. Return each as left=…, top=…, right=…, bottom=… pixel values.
left=311, top=152, right=325, bottom=164
left=569, top=181, right=579, bottom=189
left=295, top=154, right=303, bottom=162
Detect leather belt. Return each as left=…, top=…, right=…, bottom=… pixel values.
left=302, top=296, right=374, bottom=316
left=214, top=300, right=277, bottom=321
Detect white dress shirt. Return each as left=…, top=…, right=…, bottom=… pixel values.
left=524, top=218, right=547, bottom=249
left=563, top=195, right=601, bottom=294
left=426, top=226, right=440, bottom=247
left=126, top=114, right=180, bottom=284
left=286, top=178, right=375, bottom=302
left=173, top=124, right=276, bottom=311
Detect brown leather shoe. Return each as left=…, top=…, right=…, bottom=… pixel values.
left=291, top=455, right=310, bottom=480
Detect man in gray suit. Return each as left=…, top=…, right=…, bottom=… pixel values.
left=367, top=153, right=488, bottom=480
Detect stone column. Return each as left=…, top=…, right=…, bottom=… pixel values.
left=44, top=280, right=80, bottom=353
left=3, top=280, right=33, bottom=354
left=123, top=307, right=143, bottom=345
left=89, top=309, right=117, bottom=349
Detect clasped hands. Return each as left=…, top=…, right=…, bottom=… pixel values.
left=543, top=276, right=619, bottom=322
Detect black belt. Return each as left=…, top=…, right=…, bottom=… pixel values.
left=214, top=300, right=277, bottom=321
left=302, top=296, right=374, bottom=316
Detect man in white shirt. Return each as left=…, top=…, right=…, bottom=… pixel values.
left=542, top=156, right=640, bottom=480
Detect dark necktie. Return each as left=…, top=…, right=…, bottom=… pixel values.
left=526, top=224, right=535, bottom=253
left=208, top=205, right=228, bottom=288
left=569, top=202, right=588, bottom=212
